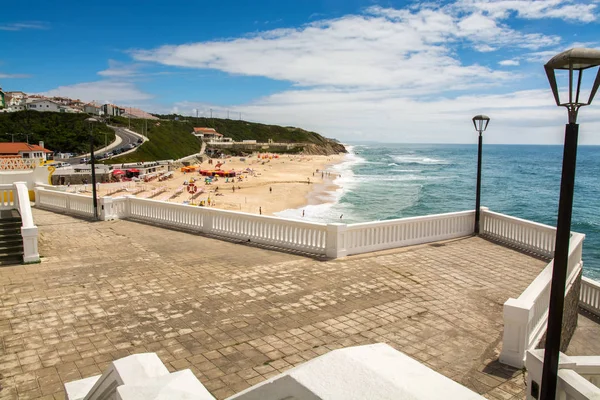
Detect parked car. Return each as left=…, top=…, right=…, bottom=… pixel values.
left=50, top=162, right=70, bottom=169
left=79, top=158, right=89, bottom=164
left=137, top=138, right=143, bottom=144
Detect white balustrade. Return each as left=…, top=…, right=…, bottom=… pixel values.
left=526, top=350, right=600, bottom=400
left=36, top=188, right=94, bottom=217
left=580, top=277, right=600, bottom=317
left=344, top=210, right=475, bottom=256
left=501, top=233, right=585, bottom=368
left=480, top=209, right=557, bottom=258
left=0, top=183, right=16, bottom=210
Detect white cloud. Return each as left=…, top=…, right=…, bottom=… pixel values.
left=454, top=0, right=597, bottom=22
left=131, top=1, right=600, bottom=144
left=41, top=81, right=153, bottom=103
left=0, top=22, right=49, bottom=31
left=98, top=60, right=141, bottom=77
left=0, top=72, right=30, bottom=78
left=499, top=59, right=520, bottom=66
left=166, top=87, right=600, bottom=144
left=133, top=5, right=562, bottom=92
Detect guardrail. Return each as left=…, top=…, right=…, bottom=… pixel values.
left=480, top=209, right=556, bottom=258
left=500, top=232, right=585, bottom=368
left=344, top=211, right=474, bottom=256
left=526, top=350, right=600, bottom=400
left=580, top=276, right=600, bottom=317
left=35, top=188, right=480, bottom=258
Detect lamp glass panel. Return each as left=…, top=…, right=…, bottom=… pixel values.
left=551, top=66, right=600, bottom=105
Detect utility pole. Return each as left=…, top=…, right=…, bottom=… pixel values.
left=128, top=107, right=131, bottom=129
left=210, top=108, right=213, bottom=119
left=196, top=109, right=199, bottom=118
left=239, top=112, right=241, bottom=120
left=227, top=110, right=230, bottom=119
left=23, top=133, right=31, bottom=144
left=5, top=133, right=16, bottom=142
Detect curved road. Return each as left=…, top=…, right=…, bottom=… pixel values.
left=64, top=126, right=143, bottom=164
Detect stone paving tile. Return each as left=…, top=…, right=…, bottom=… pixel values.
left=0, top=209, right=550, bottom=399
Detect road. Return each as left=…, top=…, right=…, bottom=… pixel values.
left=63, top=126, right=143, bottom=164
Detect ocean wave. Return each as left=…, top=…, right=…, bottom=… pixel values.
left=392, top=155, right=448, bottom=165
left=275, top=145, right=364, bottom=221
left=354, top=174, right=454, bottom=182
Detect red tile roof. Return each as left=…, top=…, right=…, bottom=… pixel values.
left=193, top=127, right=222, bottom=136
left=0, top=143, right=52, bottom=154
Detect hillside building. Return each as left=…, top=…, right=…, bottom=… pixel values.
left=0, top=142, right=53, bottom=160
left=192, top=127, right=223, bottom=141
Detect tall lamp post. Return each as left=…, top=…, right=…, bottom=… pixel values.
left=85, top=117, right=99, bottom=221
left=472, top=115, right=490, bottom=234
left=541, top=48, right=600, bottom=399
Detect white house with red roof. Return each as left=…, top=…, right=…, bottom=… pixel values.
left=0, top=142, right=53, bottom=161
left=192, top=127, right=224, bottom=141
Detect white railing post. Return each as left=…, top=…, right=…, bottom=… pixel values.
left=21, top=226, right=39, bottom=263
left=500, top=298, right=534, bottom=368
left=479, top=206, right=489, bottom=233
left=100, top=197, right=114, bottom=221
left=326, top=223, right=347, bottom=259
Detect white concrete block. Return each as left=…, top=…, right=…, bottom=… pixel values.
left=116, top=369, right=215, bottom=400
left=65, top=375, right=101, bottom=400
left=227, top=343, right=485, bottom=400
left=65, top=353, right=169, bottom=400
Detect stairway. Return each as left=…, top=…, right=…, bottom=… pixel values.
left=0, top=210, right=23, bottom=266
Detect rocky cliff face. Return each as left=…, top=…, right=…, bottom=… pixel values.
left=301, top=141, right=347, bottom=155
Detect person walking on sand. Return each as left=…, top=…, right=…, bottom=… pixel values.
left=269, top=186, right=272, bottom=194
left=259, top=207, right=262, bottom=215
left=302, top=210, right=305, bottom=217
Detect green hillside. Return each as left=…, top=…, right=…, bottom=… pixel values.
left=109, top=114, right=344, bottom=163
left=107, top=116, right=202, bottom=163
left=158, top=114, right=333, bottom=144
left=0, top=111, right=115, bottom=153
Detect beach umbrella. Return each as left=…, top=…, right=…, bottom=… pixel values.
left=112, top=169, right=125, bottom=175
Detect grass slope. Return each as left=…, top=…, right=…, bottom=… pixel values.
left=108, top=117, right=201, bottom=163
left=0, top=111, right=115, bottom=153
left=110, top=115, right=337, bottom=162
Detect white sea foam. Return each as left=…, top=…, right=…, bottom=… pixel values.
left=275, top=145, right=365, bottom=222
left=392, top=155, right=448, bottom=165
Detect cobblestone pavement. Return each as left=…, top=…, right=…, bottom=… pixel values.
left=0, top=209, right=549, bottom=400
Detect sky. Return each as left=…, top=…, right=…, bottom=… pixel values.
left=1, top=0, right=600, bottom=144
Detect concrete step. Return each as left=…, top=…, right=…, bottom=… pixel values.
left=0, top=238, right=23, bottom=247
left=0, top=256, right=22, bottom=266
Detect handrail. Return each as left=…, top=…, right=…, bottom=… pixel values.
left=501, top=232, right=585, bottom=368
left=13, top=182, right=39, bottom=263
left=14, top=182, right=34, bottom=228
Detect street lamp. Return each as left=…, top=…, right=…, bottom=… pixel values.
left=85, top=117, right=99, bottom=220
left=472, top=115, right=490, bottom=234
left=540, top=48, right=600, bottom=400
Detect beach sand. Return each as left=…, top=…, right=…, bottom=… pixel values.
left=96, top=153, right=346, bottom=216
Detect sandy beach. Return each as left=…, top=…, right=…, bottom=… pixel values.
left=94, top=153, right=346, bottom=216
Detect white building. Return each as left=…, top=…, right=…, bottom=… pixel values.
left=0, top=142, right=53, bottom=161
left=26, top=99, right=76, bottom=113
left=6, top=91, right=26, bottom=107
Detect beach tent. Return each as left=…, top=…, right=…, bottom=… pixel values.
left=112, top=169, right=125, bottom=175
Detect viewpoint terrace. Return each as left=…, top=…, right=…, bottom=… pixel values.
left=0, top=208, right=559, bottom=399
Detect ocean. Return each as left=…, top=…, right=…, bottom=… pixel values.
left=276, top=143, right=600, bottom=280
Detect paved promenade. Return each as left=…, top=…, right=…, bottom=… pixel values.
left=0, top=209, right=549, bottom=399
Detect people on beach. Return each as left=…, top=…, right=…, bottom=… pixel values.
left=269, top=186, right=272, bottom=193
left=302, top=210, right=305, bottom=217
left=259, top=207, right=262, bottom=215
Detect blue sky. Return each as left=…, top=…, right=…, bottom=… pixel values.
left=1, top=0, right=600, bottom=143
